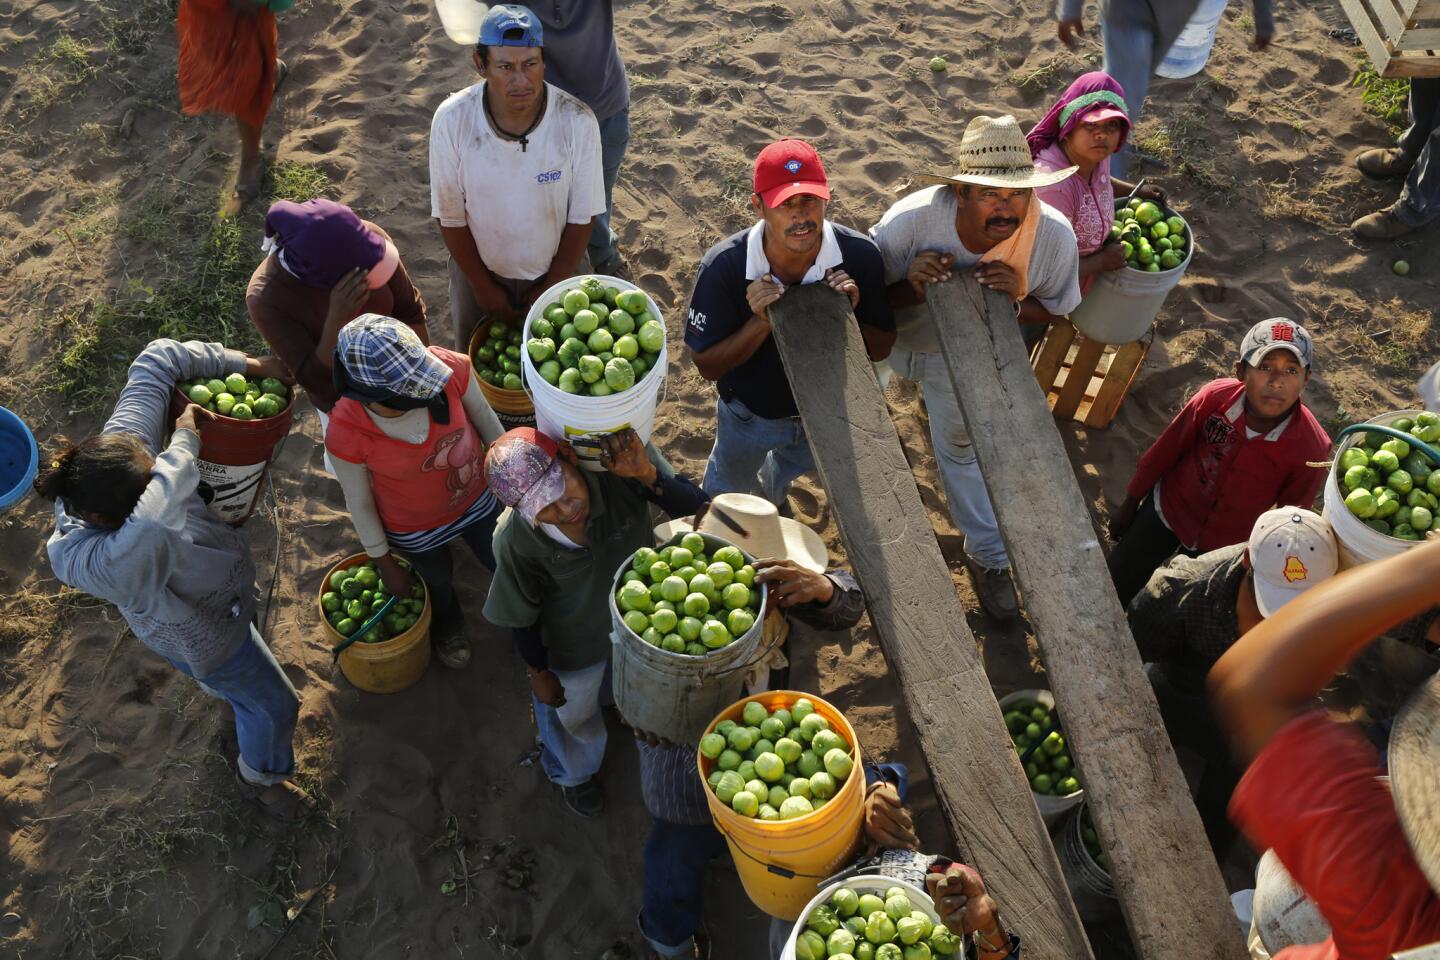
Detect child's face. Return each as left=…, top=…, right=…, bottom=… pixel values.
left=1238, top=351, right=1309, bottom=419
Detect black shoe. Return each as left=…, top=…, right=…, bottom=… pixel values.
left=561, top=778, right=604, bottom=818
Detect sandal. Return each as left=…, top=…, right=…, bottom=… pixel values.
left=273, top=58, right=290, bottom=96
left=235, top=772, right=316, bottom=822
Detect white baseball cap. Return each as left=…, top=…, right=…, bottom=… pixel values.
left=1247, top=508, right=1338, bottom=617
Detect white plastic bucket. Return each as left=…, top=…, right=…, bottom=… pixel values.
left=609, top=532, right=771, bottom=743
left=1055, top=802, right=1118, bottom=921
left=1069, top=201, right=1195, bottom=345
left=1156, top=0, right=1228, bottom=79
left=779, top=876, right=941, bottom=960
left=434, top=0, right=488, bottom=45
left=1252, top=849, right=1331, bottom=955
left=521, top=274, right=668, bottom=472
left=1321, top=409, right=1434, bottom=568
left=997, top=688, right=1084, bottom=827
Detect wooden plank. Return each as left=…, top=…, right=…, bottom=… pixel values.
left=1371, top=0, right=1408, bottom=42
left=1398, top=27, right=1440, bottom=46
left=1341, top=0, right=1401, bottom=66
left=926, top=276, right=1248, bottom=960
left=1085, top=336, right=1150, bottom=429
left=1032, top=317, right=1077, bottom=394
left=768, top=284, right=1093, bottom=960
left=1053, top=337, right=1106, bottom=420
left=1389, top=54, right=1440, bottom=76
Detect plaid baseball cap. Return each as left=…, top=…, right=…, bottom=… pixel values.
left=1247, top=507, right=1338, bottom=617
left=478, top=4, right=543, bottom=48
left=1240, top=318, right=1313, bottom=369
left=484, top=428, right=567, bottom=525
left=334, top=315, right=452, bottom=400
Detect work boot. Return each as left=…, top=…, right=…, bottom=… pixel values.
left=432, top=627, right=471, bottom=670
left=235, top=773, right=316, bottom=823
left=1355, top=147, right=1414, bottom=179
left=1351, top=204, right=1422, bottom=240
left=561, top=777, right=604, bottom=818
left=961, top=549, right=1019, bottom=622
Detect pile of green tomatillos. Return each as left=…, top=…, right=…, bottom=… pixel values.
left=615, top=533, right=762, bottom=655
left=792, top=884, right=961, bottom=959
left=702, top=698, right=852, bottom=822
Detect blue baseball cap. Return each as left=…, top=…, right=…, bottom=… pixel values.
left=478, top=4, right=543, bottom=49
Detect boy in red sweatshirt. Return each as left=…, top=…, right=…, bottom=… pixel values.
left=1109, top=318, right=1331, bottom=607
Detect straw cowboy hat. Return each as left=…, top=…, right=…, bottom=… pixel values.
left=654, top=493, right=828, bottom=574
left=917, top=114, right=1077, bottom=190
left=1390, top=671, right=1440, bottom=893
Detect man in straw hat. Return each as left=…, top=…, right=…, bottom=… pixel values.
left=1209, top=534, right=1440, bottom=958
left=869, top=115, right=1082, bottom=622
left=482, top=427, right=707, bottom=818
left=637, top=496, right=925, bottom=959
left=684, top=138, right=896, bottom=509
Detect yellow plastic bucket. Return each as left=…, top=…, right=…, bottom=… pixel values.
left=697, top=690, right=866, bottom=920
left=467, top=320, right=536, bottom=430
left=318, top=553, right=432, bottom=694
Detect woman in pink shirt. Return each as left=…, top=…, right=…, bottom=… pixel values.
left=1027, top=72, right=1167, bottom=295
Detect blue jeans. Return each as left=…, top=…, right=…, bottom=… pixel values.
left=702, top=396, right=815, bottom=507
left=170, top=625, right=299, bottom=786
left=591, top=108, right=630, bottom=268
left=533, top=658, right=613, bottom=787
left=1397, top=77, right=1440, bottom=226
left=1102, top=19, right=1157, bottom=181
left=639, top=763, right=909, bottom=957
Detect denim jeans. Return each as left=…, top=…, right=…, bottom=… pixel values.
left=638, top=763, right=909, bottom=957
left=592, top=108, right=630, bottom=268
left=702, top=396, right=816, bottom=507
left=533, top=658, right=612, bottom=788
left=1102, top=19, right=1157, bottom=181
left=397, top=502, right=500, bottom=637
left=170, top=625, right=299, bottom=786
left=1397, top=77, right=1440, bottom=226
left=888, top=349, right=1009, bottom=570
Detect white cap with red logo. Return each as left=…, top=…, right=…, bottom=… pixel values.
left=1247, top=507, right=1338, bottom=617
left=1240, top=318, right=1314, bottom=369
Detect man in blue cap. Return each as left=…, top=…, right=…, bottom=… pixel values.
left=430, top=3, right=607, bottom=352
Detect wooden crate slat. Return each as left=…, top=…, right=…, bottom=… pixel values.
left=1399, top=27, right=1440, bottom=46
left=1340, top=0, right=1440, bottom=75
left=1373, top=0, right=1409, bottom=39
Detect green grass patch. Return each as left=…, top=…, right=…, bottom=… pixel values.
left=50, top=162, right=331, bottom=417
left=1353, top=59, right=1409, bottom=134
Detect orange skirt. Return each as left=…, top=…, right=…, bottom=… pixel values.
left=176, top=0, right=278, bottom=129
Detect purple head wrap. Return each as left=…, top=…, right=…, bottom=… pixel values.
left=1026, top=71, right=1131, bottom=158
left=262, top=199, right=394, bottom=289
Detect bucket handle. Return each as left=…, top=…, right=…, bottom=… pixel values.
left=331, top=595, right=400, bottom=661
left=1332, top=423, right=1440, bottom=468
left=693, top=614, right=789, bottom=685
left=715, top=818, right=836, bottom=881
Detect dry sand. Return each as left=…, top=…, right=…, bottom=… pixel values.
left=0, top=0, right=1436, bottom=957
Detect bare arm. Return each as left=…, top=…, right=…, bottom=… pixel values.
left=859, top=324, right=896, bottom=362
left=1209, top=536, right=1440, bottom=764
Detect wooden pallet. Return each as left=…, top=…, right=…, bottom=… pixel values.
left=1032, top=318, right=1152, bottom=429
left=1339, top=0, right=1440, bottom=77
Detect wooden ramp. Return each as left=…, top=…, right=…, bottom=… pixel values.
left=926, top=277, right=1247, bottom=960
left=769, top=287, right=1092, bottom=960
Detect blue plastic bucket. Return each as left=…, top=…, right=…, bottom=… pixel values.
left=0, top=406, right=39, bottom=509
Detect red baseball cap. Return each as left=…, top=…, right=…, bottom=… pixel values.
left=753, top=139, right=831, bottom=208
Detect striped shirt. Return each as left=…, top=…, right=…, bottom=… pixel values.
left=385, top=488, right=500, bottom=554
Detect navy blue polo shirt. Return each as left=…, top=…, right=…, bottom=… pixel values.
left=683, top=222, right=894, bottom=420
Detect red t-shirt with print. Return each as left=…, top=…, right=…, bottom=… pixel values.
left=325, top=347, right=487, bottom=532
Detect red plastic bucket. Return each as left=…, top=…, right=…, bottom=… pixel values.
left=169, top=387, right=294, bottom=524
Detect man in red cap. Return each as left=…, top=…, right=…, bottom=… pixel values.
left=683, top=139, right=895, bottom=509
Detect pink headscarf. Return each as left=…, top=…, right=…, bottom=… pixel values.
left=1026, top=71, right=1131, bottom=158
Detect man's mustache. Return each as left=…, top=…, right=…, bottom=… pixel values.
left=986, top=217, right=1019, bottom=228
left=785, top=221, right=818, bottom=236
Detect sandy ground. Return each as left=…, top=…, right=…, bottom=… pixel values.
left=0, top=0, right=1437, bottom=957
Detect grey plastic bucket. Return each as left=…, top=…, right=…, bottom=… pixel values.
left=1056, top=802, right=1118, bottom=920
left=998, top=688, right=1083, bottom=827
left=1069, top=202, right=1195, bottom=346
left=610, top=532, right=772, bottom=743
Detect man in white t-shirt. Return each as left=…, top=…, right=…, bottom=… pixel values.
left=430, top=3, right=607, bottom=352
left=869, top=115, right=1082, bottom=622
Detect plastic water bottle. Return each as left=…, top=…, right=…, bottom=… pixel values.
left=1156, top=0, right=1229, bottom=79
